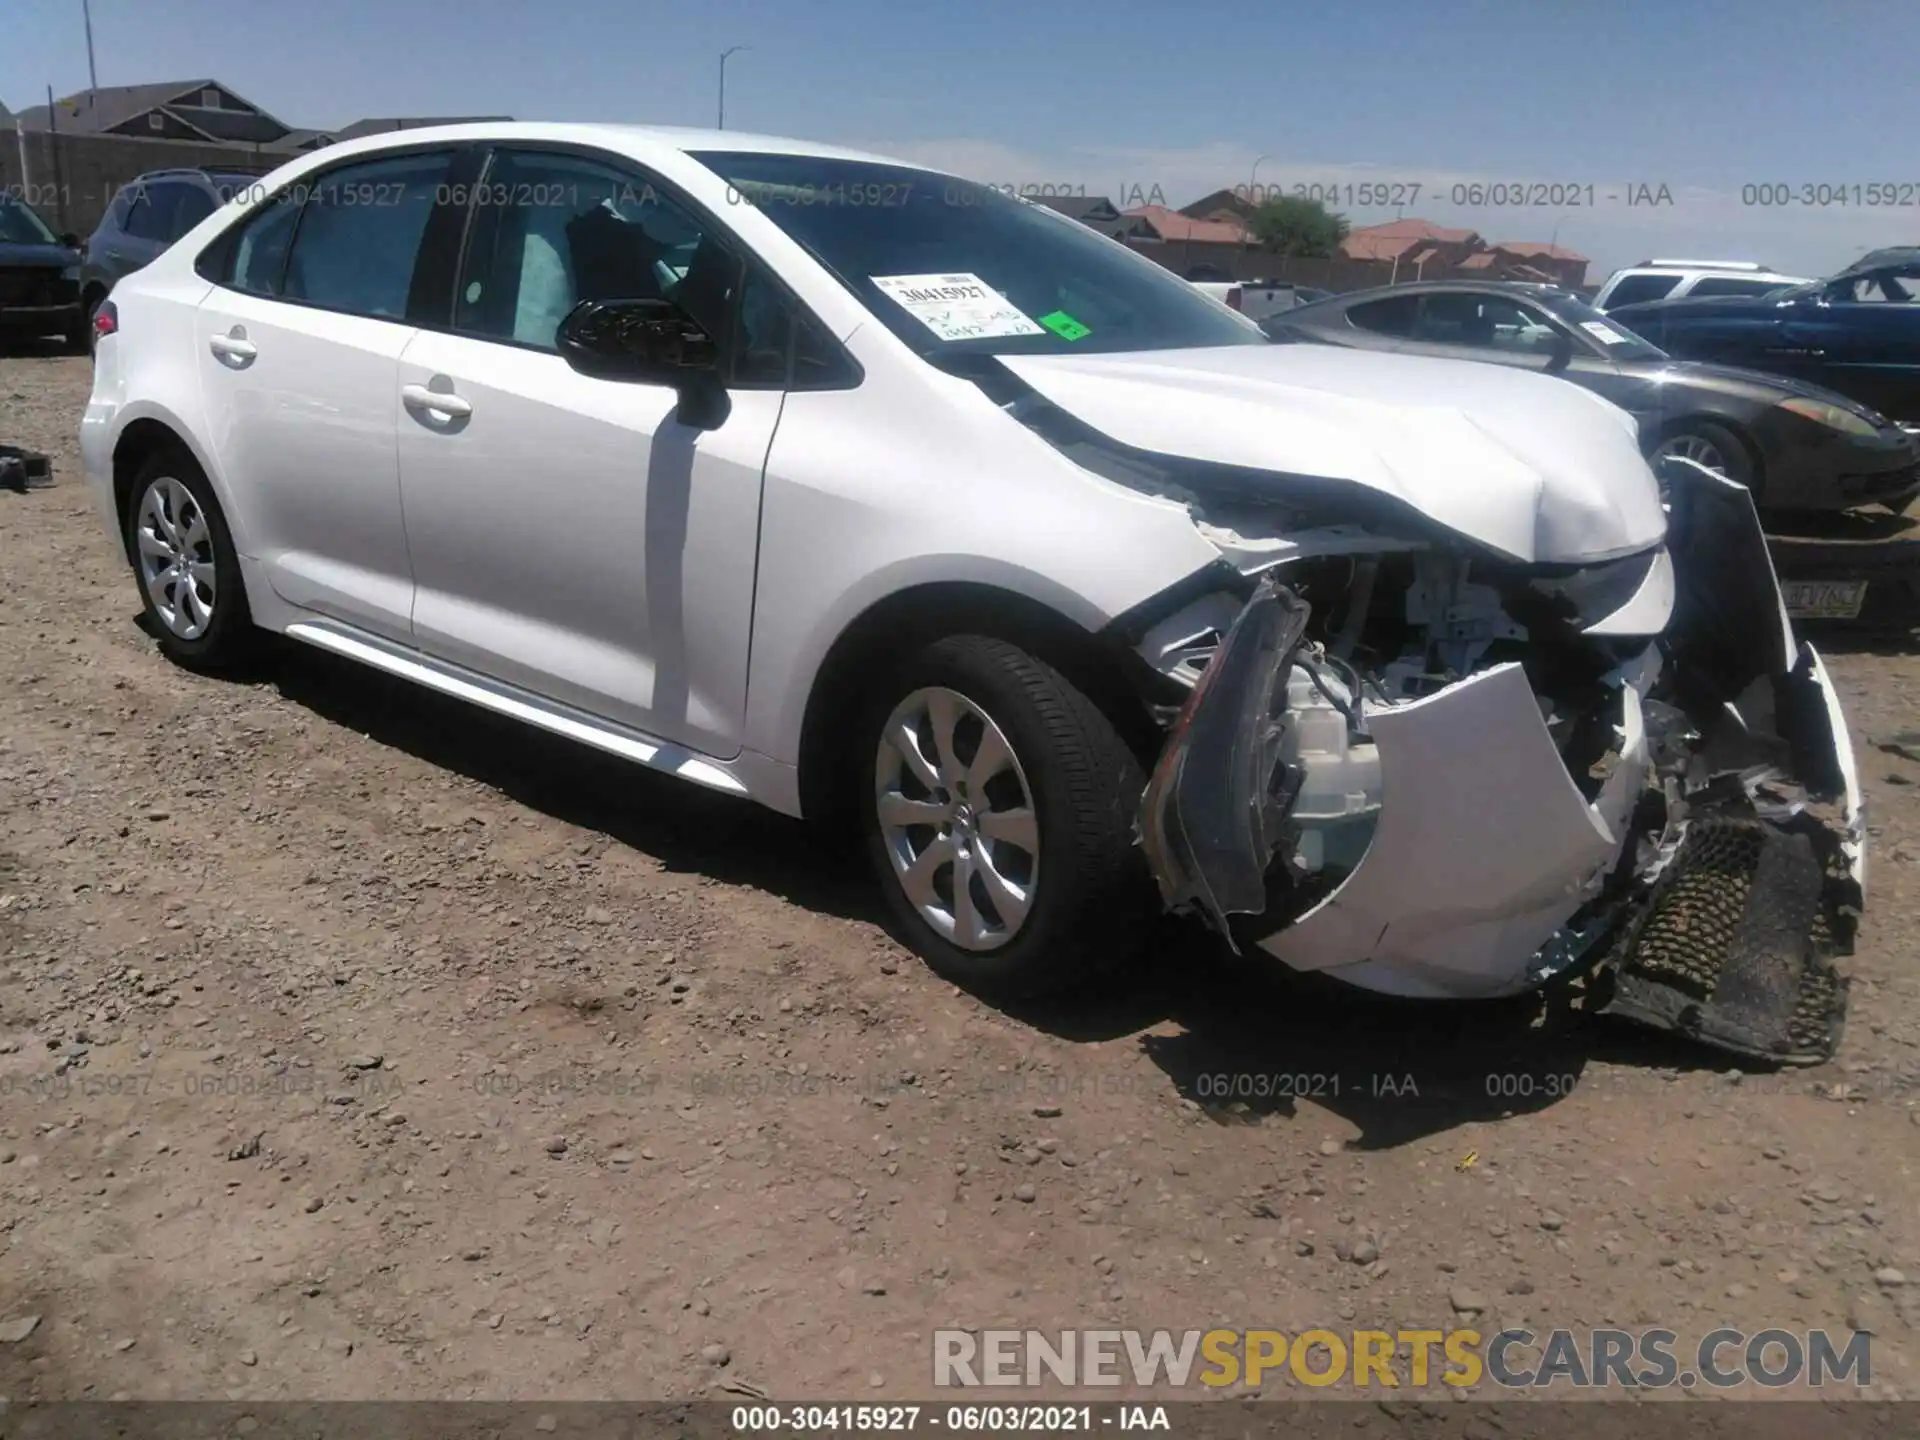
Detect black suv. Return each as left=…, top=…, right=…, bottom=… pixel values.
left=0, top=193, right=86, bottom=351
left=78, top=168, right=264, bottom=342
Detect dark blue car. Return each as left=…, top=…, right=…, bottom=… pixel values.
left=1608, top=247, right=1920, bottom=425
left=0, top=194, right=86, bottom=352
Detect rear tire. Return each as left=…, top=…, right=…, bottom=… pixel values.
left=122, top=446, right=259, bottom=673
left=861, top=634, right=1151, bottom=1000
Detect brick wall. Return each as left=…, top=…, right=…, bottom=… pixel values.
left=0, top=130, right=287, bottom=236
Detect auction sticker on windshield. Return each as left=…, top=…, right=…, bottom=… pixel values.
left=872, top=273, right=1045, bottom=341
left=1580, top=319, right=1635, bottom=346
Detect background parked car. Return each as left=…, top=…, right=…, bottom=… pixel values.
left=1187, top=272, right=1330, bottom=322
left=1592, top=258, right=1809, bottom=311
left=1265, top=279, right=1920, bottom=514
left=0, top=194, right=86, bottom=352
left=1606, top=247, right=1920, bottom=424
left=79, top=167, right=264, bottom=344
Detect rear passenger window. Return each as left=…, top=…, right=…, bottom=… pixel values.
left=1686, top=277, right=1783, bottom=298
left=171, top=186, right=217, bottom=238
left=279, top=151, right=455, bottom=320
left=1345, top=294, right=1419, bottom=336
left=1602, top=274, right=1680, bottom=308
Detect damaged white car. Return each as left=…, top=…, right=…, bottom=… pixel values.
left=81, top=125, right=1863, bottom=1062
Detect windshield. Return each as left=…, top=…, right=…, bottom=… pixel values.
left=688, top=152, right=1267, bottom=358
left=1534, top=289, right=1668, bottom=361
left=0, top=196, right=61, bottom=247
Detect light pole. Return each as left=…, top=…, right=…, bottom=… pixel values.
left=717, top=45, right=749, bottom=130
left=1546, top=213, right=1574, bottom=284
left=1243, top=154, right=1269, bottom=266
left=81, top=0, right=99, bottom=92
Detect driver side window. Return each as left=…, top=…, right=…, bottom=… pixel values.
left=451, top=148, right=857, bottom=389
left=454, top=151, right=733, bottom=352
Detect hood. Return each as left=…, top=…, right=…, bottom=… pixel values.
left=0, top=242, right=77, bottom=268
left=1609, top=293, right=1786, bottom=322
left=1000, top=344, right=1666, bottom=564
left=1623, top=358, right=1894, bottom=420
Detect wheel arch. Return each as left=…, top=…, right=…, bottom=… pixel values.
left=1645, top=411, right=1766, bottom=495
left=793, top=579, right=1172, bottom=829
left=110, top=411, right=246, bottom=561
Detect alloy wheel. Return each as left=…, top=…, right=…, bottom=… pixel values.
left=1652, top=432, right=1728, bottom=476
left=874, top=686, right=1041, bottom=951
left=134, top=476, right=217, bottom=640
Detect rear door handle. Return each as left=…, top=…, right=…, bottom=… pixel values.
left=208, top=334, right=256, bottom=364
left=401, top=383, right=472, bottom=420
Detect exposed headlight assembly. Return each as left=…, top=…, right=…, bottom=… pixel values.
left=1778, top=396, right=1880, bottom=438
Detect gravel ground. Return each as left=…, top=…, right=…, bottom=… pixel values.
left=1, top=350, right=1917, bottom=1403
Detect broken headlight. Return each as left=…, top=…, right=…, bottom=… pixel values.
left=1524, top=546, right=1662, bottom=628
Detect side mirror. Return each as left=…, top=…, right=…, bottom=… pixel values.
left=556, top=297, right=730, bottom=429
left=60, top=232, right=81, bottom=250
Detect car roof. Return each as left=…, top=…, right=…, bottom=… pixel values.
left=1607, top=263, right=1800, bottom=279
left=1300, top=279, right=1572, bottom=303
left=273, top=120, right=926, bottom=173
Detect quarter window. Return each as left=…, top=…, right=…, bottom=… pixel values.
left=226, top=194, right=302, bottom=296
left=279, top=150, right=455, bottom=320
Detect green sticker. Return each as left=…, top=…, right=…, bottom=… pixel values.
left=1038, top=310, right=1092, bottom=341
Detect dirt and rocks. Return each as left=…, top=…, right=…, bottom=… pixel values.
left=1, top=351, right=1917, bottom=1404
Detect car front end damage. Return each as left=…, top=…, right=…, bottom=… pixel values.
left=1132, top=456, right=1863, bottom=1064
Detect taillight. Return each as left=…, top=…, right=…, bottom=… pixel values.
left=1226, top=287, right=1244, bottom=311
left=93, top=300, right=118, bottom=341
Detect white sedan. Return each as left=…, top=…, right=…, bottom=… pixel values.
left=80, top=122, right=1863, bottom=1063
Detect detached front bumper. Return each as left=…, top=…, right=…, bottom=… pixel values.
left=1139, top=460, right=1865, bottom=1064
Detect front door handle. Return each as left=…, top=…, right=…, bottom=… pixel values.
left=208, top=333, right=256, bottom=365
left=401, top=383, right=472, bottom=420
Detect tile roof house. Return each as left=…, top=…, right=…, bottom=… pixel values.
left=12, top=80, right=296, bottom=146
left=8, top=82, right=508, bottom=155
left=1123, top=205, right=1251, bottom=245
left=1178, top=187, right=1255, bottom=224
left=1033, top=195, right=1140, bottom=238
left=1489, top=240, right=1590, bottom=287
left=1339, top=218, right=1483, bottom=263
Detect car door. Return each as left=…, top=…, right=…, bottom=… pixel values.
left=393, top=145, right=787, bottom=758
left=1789, top=267, right=1920, bottom=421
left=192, top=147, right=460, bottom=641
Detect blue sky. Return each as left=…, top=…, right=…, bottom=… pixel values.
left=5, top=0, right=1911, bottom=275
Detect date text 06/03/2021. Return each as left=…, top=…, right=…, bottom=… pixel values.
left=728, top=1404, right=1172, bottom=1431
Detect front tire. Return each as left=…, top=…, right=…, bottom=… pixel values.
left=861, top=634, right=1151, bottom=1000
left=123, top=447, right=259, bottom=672
left=1651, top=419, right=1756, bottom=492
